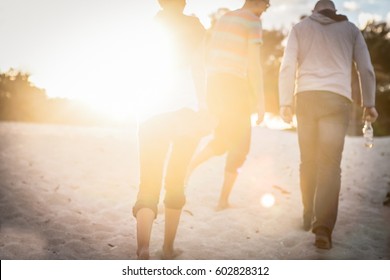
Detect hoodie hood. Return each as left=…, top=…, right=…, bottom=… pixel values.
left=310, top=9, right=348, bottom=25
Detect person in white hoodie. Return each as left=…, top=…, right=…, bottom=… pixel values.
left=278, top=0, right=378, bottom=249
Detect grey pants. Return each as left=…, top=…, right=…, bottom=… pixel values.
left=296, top=91, right=351, bottom=234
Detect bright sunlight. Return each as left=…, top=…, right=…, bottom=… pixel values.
left=260, top=193, right=276, bottom=208
left=133, top=22, right=195, bottom=122
left=28, top=16, right=186, bottom=123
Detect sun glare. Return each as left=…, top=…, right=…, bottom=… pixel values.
left=29, top=17, right=185, bottom=123
left=82, top=98, right=134, bottom=122
left=260, top=193, right=276, bottom=208
left=132, top=23, right=178, bottom=121
left=132, top=21, right=199, bottom=122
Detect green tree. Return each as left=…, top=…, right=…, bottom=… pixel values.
left=261, top=29, right=285, bottom=113
left=0, top=69, right=47, bottom=122
left=362, top=22, right=390, bottom=136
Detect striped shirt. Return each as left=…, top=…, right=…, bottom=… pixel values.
left=207, top=9, right=263, bottom=78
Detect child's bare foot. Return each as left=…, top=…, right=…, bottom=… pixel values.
left=137, top=247, right=150, bottom=260
left=215, top=201, right=231, bottom=211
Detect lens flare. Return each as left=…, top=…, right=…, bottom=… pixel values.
left=260, top=193, right=275, bottom=208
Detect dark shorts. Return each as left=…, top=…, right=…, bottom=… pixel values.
left=206, top=73, right=252, bottom=172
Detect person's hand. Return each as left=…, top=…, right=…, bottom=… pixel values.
left=363, top=107, right=379, bottom=123
left=280, top=106, right=293, bottom=124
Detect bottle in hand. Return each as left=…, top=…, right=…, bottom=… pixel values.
left=362, top=120, right=374, bottom=148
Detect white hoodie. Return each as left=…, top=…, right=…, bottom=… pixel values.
left=279, top=12, right=376, bottom=107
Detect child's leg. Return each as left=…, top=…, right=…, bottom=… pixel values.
left=133, top=121, right=170, bottom=259
left=216, top=170, right=238, bottom=210
left=217, top=113, right=251, bottom=210
left=162, top=208, right=182, bottom=259
left=186, top=119, right=228, bottom=183
left=186, top=144, right=215, bottom=182
left=163, top=136, right=200, bottom=258
left=136, top=208, right=155, bottom=260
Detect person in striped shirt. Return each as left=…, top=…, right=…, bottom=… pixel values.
left=187, top=0, right=270, bottom=210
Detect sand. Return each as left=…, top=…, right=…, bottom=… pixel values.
left=0, top=121, right=389, bottom=260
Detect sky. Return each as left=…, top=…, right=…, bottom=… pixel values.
left=0, top=0, right=389, bottom=118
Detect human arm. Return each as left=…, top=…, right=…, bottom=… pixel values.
left=278, top=28, right=298, bottom=124
left=191, top=43, right=207, bottom=110
left=353, top=30, right=378, bottom=122
left=189, top=19, right=207, bottom=110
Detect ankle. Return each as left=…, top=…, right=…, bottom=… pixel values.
left=137, top=247, right=150, bottom=260
left=314, top=226, right=330, bottom=236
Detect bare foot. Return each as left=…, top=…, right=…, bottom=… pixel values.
left=137, top=247, right=150, bottom=260
left=162, top=246, right=183, bottom=260
left=215, top=201, right=231, bottom=211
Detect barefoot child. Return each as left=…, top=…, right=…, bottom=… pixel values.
left=133, top=0, right=207, bottom=259
left=133, top=108, right=214, bottom=259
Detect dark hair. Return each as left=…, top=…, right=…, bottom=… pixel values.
left=158, top=0, right=185, bottom=9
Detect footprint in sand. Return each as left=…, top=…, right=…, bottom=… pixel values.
left=281, top=236, right=299, bottom=248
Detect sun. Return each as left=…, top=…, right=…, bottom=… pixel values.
left=131, top=23, right=181, bottom=121
left=82, top=21, right=181, bottom=122
left=31, top=17, right=185, bottom=123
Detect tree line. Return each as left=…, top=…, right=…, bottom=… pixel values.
left=0, top=70, right=117, bottom=126
left=0, top=21, right=389, bottom=134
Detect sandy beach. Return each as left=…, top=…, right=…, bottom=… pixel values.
left=0, top=121, right=389, bottom=260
